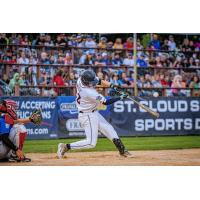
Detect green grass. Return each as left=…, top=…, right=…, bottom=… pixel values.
left=23, top=136, right=200, bottom=153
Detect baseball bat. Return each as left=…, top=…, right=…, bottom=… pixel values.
left=127, top=96, right=160, bottom=118
left=114, top=88, right=160, bottom=118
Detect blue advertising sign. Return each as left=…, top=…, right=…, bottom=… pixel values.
left=57, top=96, right=112, bottom=137
left=0, top=97, right=58, bottom=139
left=1, top=96, right=200, bottom=139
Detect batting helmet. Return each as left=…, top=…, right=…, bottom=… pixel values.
left=81, top=70, right=99, bottom=86
left=2, top=99, right=18, bottom=120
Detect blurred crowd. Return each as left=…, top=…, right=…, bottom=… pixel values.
left=0, top=33, right=200, bottom=97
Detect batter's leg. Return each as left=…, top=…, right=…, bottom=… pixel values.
left=70, top=113, right=98, bottom=149
left=97, top=112, right=132, bottom=157
left=57, top=113, right=99, bottom=158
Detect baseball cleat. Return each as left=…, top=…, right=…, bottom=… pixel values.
left=57, top=143, right=67, bottom=159
left=8, top=154, right=31, bottom=162
left=120, top=150, right=133, bottom=158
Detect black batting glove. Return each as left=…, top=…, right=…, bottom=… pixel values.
left=119, top=92, right=128, bottom=100
left=110, top=84, right=121, bottom=90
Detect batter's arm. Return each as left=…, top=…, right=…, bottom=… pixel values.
left=100, top=79, right=112, bottom=87
left=98, top=79, right=120, bottom=90
left=102, top=92, right=128, bottom=105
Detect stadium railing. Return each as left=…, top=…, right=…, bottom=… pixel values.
left=0, top=44, right=200, bottom=97
left=14, top=85, right=198, bottom=97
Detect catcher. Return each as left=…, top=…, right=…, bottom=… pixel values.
left=0, top=99, right=42, bottom=162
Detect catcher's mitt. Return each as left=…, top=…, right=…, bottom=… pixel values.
left=29, top=109, right=42, bottom=125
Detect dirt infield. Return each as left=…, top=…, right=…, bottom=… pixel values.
left=1, top=149, right=200, bottom=166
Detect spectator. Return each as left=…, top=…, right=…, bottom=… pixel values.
left=68, top=35, right=77, bottom=47
left=83, top=51, right=94, bottom=65
left=168, top=35, right=176, bottom=50
left=138, top=75, right=145, bottom=88
left=76, top=35, right=85, bottom=48
left=188, top=57, right=195, bottom=68
left=94, top=53, right=105, bottom=66
left=155, top=56, right=163, bottom=67
left=98, top=37, right=107, bottom=48
left=2, top=74, right=9, bottom=84
left=20, top=72, right=30, bottom=86
left=151, top=74, right=162, bottom=88
left=85, top=35, right=97, bottom=50
left=44, top=35, right=54, bottom=46
left=137, top=54, right=148, bottom=67
left=9, top=72, right=24, bottom=92
left=189, top=75, right=200, bottom=96
left=101, top=52, right=109, bottom=65
left=118, top=72, right=131, bottom=87
left=162, top=39, right=169, bottom=50
left=53, top=70, right=65, bottom=85
left=39, top=70, right=48, bottom=86
left=171, top=75, right=186, bottom=96
left=113, top=38, right=123, bottom=54
left=149, top=34, right=160, bottom=50
left=160, top=74, right=170, bottom=87
left=110, top=73, right=120, bottom=86
left=21, top=35, right=30, bottom=45
left=0, top=33, right=8, bottom=45
left=28, top=55, right=38, bottom=85
left=67, top=72, right=76, bottom=86
left=123, top=53, right=134, bottom=66
left=9, top=33, right=18, bottom=44
left=17, top=51, right=29, bottom=73
left=35, top=34, right=46, bottom=45
left=55, top=34, right=67, bottom=47
left=112, top=54, right=123, bottom=66
left=107, top=41, right=113, bottom=49
left=97, top=71, right=104, bottom=80
left=64, top=53, right=73, bottom=65
left=194, top=59, right=200, bottom=68
left=124, top=37, right=133, bottom=50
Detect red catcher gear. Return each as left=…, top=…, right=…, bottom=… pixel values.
left=0, top=103, right=7, bottom=113
left=3, top=99, right=18, bottom=120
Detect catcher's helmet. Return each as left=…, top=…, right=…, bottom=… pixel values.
left=2, top=99, right=18, bottom=120
left=81, top=70, right=99, bottom=86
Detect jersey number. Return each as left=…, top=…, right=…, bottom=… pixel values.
left=76, top=93, right=81, bottom=104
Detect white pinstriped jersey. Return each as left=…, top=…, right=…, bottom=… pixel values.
left=76, top=78, right=106, bottom=112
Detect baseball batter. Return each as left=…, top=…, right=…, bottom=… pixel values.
left=57, top=69, right=132, bottom=158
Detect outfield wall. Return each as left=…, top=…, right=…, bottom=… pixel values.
left=1, top=96, right=200, bottom=139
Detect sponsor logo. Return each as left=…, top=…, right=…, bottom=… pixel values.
left=60, top=102, right=78, bottom=114
left=66, top=119, right=83, bottom=131
left=27, top=128, right=49, bottom=135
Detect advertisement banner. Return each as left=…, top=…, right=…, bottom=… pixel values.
left=110, top=97, right=200, bottom=136
left=57, top=97, right=200, bottom=137
left=0, top=97, right=58, bottom=139
left=1, top=96, right=200, bottom=139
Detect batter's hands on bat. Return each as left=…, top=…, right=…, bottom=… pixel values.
left=29, top=109, right=42, bottom=125
left=110, top=84, right=122, bottom=91
left=119, top=92, right=128, bottom=100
